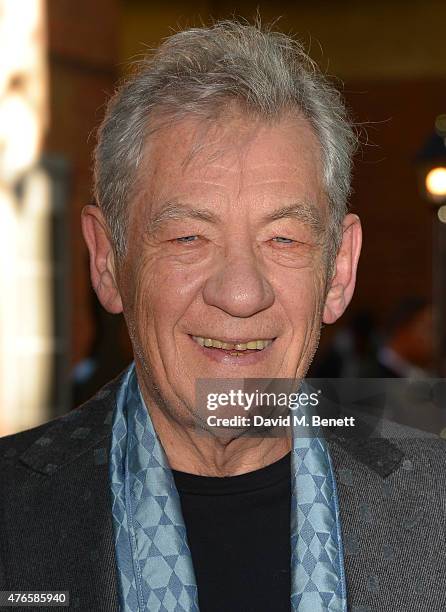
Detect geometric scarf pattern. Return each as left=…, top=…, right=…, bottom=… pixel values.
left=110, top=364, right=347, bottom=611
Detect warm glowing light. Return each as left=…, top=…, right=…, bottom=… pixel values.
left=0, top=0, right=47, bottom=185
left=425, top=167, right=446, bottom=198
left=0, top=0, right=49, bottom=436
left=0, top=93, right=40, bottom=182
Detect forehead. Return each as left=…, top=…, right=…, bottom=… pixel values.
left=136, top=111, right=325, bottom=217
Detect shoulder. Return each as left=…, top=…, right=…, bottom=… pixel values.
left=0, top=369, right=127, bottom=484
left=368, top=418, right=446, bottom=467
left=329, top=412, right=446, bottom=480
left=0, top=372, right=128, bottom=602
left=385, top=420, right=446, bottom=481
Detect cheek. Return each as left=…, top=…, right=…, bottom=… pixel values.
left=130, top=257, right=205, bottom=332
left=274, top=267, right=325, bottom=323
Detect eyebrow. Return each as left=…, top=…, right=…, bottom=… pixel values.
left=263, top=202, right=324, bottom=235
left=147, top=202, right=219, bottom=234
left=147, top=200, right=324, bottom=235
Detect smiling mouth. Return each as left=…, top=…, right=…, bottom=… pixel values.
left=191, top=335, right=275, bottom=356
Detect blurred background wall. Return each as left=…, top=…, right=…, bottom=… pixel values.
left=1, top=0, right=445, bottom=435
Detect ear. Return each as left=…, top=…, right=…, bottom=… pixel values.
left=81, top=205, right=123, bottom=314
left=323, top=214, right=362, bottom=325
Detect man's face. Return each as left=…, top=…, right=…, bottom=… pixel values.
left=118, top=112, right=330, bottom=423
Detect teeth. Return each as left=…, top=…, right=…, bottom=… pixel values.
left=192, top=336, right=273, bottom=351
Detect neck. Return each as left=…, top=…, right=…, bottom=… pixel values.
left=137, top=377, right=292, bottom=477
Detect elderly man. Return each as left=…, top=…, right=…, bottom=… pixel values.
left=1, top=21, right=446, bottom=612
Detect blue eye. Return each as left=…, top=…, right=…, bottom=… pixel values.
left=273, top=236, right=294, bottom=244
left=176, top=235, right=198, bottom=243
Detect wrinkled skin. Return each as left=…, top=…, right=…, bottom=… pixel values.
left=82, top=111, right=361, bottom=474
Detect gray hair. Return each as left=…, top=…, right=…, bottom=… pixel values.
left=94, top=20, right=357, bottom=266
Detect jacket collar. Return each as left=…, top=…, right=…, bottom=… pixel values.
left=17, top=368, right=404, bottom=480
left=17, top=372, right=125, bottom=476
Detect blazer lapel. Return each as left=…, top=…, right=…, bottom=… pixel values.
left=11, top=380, right=123, bottom=611
left=326, top=423, right=444, bottom=610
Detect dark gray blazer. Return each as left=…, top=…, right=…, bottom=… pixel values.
left=1, top=372, right=445, bottom=612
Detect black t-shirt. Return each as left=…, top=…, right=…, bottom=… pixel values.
left=172, top=452, right=292, bottom=612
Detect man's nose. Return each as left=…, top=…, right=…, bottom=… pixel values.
left=202, top=243, right=274, bottom=318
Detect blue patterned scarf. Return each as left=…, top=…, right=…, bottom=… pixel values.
left=110, top=364, right=347, bottom=611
